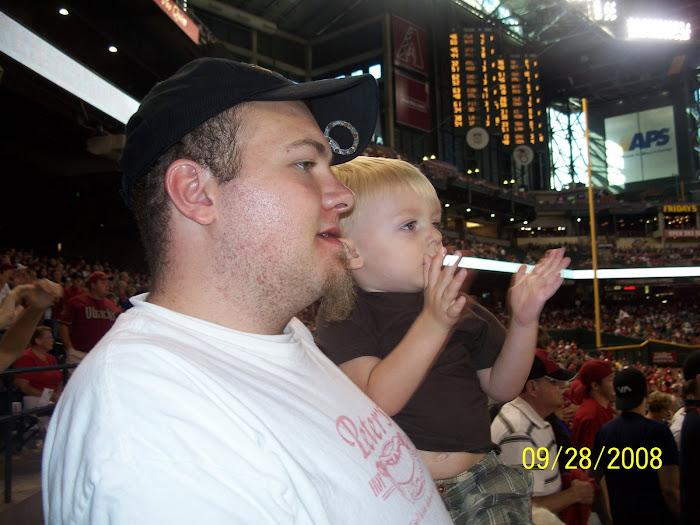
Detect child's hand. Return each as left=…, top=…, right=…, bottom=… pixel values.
left=422, top=248, right=469, bottom=330
left=508, top=247, right=570, bottom=328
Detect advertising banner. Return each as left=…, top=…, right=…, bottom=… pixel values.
left=153, top=0, right=200, bottom=44
left=604, top=106, right=678, bottom=187
left=394, top=71, right=431, bottom=132
left=650, top=351, right=678, bottom=365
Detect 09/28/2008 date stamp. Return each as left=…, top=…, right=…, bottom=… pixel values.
left=522, top=447, right=663, bottom=471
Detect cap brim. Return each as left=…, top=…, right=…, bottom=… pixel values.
left=253, top=74, right=378, bottom=165
left=547, top=370, right=577, bottom=382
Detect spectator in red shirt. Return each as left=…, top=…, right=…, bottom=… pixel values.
left=571, top=359, right=616, bottom=449
left=13, top=326, right=63, bottom=403
left=57, top=271, right=120, bottom=366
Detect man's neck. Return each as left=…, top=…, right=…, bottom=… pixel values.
left=590, top=391, right=610, bottom=408
left=628, top=402, right=646, bottom=416
left=518, top=394, right=551, bottom=420
left=147, top=283, right=292, bottom=336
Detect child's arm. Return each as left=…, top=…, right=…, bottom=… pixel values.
left=339, top=248, right=468, bottom=416
left=477, top=248, right=570, bottom=402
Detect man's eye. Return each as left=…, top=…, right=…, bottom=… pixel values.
left=295, top=161, right=314, bottom=171
left=401, top=222, right=416, bottom=231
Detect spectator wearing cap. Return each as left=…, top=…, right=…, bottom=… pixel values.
left=57, top=271, right=120, bottom=366
left=571, top=359, right=616, bottom=450
left=591, top=367, right=680, bottom=524
left=680, top=349, right=700, bottom=525
left=43, top=59, right=452, bottom=523
left=491, top=349, right=596, bottom=518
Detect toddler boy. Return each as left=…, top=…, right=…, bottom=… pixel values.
left=316, top=156, right=569, bottom=524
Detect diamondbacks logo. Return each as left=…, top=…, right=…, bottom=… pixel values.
left=396, top=27, right=424, bottom=72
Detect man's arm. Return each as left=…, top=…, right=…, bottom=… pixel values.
left=657, top=465, right=681, bottom=520
left=478, top=248, right=570, bottom=401
left=532, top=479, right=595, bottom=514
left=57, top=322, right=74, bottom=353
left=340, top=248, right=468, bottom=416
left=0, top=280, right=63, bottom=372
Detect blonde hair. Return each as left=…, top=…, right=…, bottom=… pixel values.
left=331, top=156, right=441, bottom=233
left=647, top=390, right=673, bottom=414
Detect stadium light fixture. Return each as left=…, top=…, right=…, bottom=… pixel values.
left=0, top=11, right=139, bottom=124
left=442, top=255, right=700, bottom=280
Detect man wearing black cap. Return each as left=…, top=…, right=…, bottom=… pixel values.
left=680, top=349, right=700, bottom=525
left=491, top=349, right=596, bottom=517
left=43, top=59, right=451, bottom=524
left=591, top=367, right=680, bottom=524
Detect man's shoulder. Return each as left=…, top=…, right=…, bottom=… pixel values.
left=492, top=399, right=536, bottom=435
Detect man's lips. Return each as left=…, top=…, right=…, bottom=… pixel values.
left=318, top=226, right=341, bottom=239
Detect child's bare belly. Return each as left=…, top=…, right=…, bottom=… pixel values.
left=419, top=449, right=486, bottom=480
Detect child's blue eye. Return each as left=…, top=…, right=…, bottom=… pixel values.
left=432, top=222, right=441, bottom=229
left=401, top=222, right=416, bottom=231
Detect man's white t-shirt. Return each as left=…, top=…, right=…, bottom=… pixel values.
left=43, top=294, right=450, bottom=524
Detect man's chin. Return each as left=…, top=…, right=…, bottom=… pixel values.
left=319, top=252, right=356, bottom=323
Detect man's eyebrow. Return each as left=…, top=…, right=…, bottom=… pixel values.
left=285, top=138, right=333, bottom=160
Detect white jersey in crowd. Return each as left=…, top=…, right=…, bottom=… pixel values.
left=43, top=294, right=450, bottom=524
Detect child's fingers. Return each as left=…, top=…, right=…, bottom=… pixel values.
left=442, top=268, right=468, bottom=302
left=435, top=250, right=462, bottom=294
left=538, top=247, right=566, bottom=272
left=446, top=294, right=468, bottom=318
left=424, top=247, right=446, bottom=291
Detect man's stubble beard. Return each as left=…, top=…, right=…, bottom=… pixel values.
left=319, top=250, right=357, bottom=323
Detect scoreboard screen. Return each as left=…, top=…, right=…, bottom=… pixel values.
left=450, top=28, right=545, bottom=147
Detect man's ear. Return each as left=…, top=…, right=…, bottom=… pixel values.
left=525, top=379, right=538, bottom=395
left=164, top=159, right=216, bottom=225
left=339, top=238, right=364, bottom=270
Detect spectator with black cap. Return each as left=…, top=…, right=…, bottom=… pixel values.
left=56, top=270, right=120, bottom=366
left=591, top=367, right=680, bottom=524
left=680, top=349, right=700, bottom=525
left=43, top=58, right=452, bottom=524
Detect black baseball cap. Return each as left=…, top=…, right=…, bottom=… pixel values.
left=614, top=368, right=647, bottom=411
left=528, top=348, right=577, bottom=382
left=683, top=349, right=700, bottom=381
left=120, top=58, right=379, bottom=207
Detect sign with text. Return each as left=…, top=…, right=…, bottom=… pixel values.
left=153, top=0, right=200, bottom=44
left=664, top=229, right=700, bottom=238
left=394, top=71, right=431, bottom=132
left=392, top=15, right=427, bottom=76
left=650, top=351, right=677, bottom=365
left=604, top=106, right=678, bottom=187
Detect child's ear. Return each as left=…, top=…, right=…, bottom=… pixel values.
left=339, top=238, right=364, bottom=270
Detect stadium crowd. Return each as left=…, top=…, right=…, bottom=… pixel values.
left=2, top=238, right=699, bottom=524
